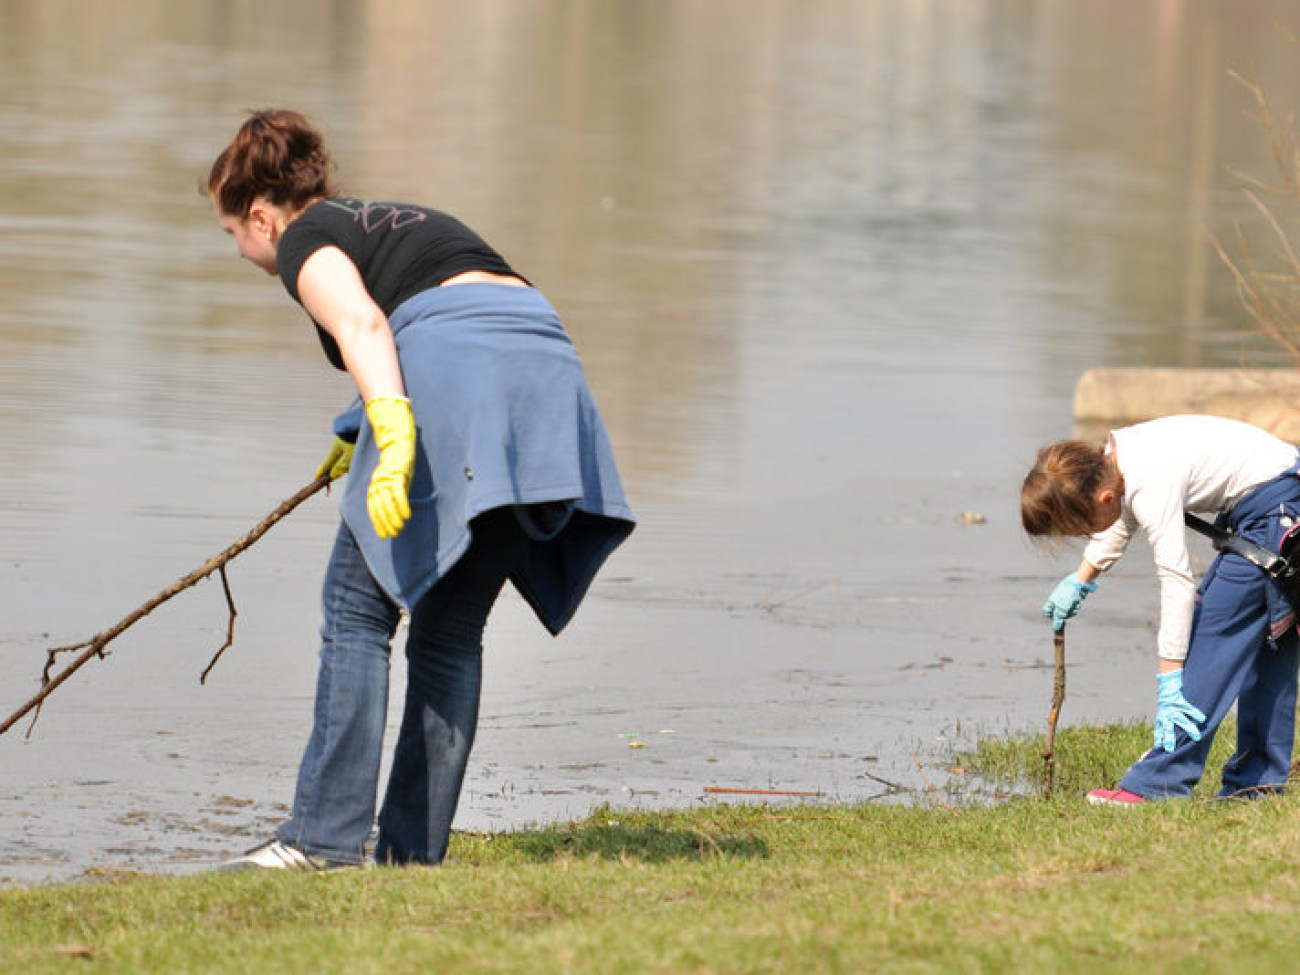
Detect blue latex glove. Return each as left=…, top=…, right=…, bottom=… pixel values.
left=1042, top=573, right=1097, bottom=632
left=1154, top=669, right=1206, bottom=753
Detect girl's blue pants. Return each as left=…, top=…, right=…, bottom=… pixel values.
left=1121, top=470, right=1300, bottom=799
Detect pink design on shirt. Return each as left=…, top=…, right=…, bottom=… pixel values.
left=356, top=203, right=427, bottom=233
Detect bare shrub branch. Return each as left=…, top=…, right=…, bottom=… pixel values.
left=0, top=475, right=331, bottom=738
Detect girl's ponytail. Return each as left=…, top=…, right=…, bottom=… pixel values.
left=207, top=109, right=337, bottom=217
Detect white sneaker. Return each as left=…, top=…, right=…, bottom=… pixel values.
left=216, top=839, right=356, bottom=872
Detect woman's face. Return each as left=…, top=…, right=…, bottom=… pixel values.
left=215, top=201, right=280, bottom=275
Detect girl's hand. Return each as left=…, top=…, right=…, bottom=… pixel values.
left=315, top=436, right=355, bottom=481
left=1042, top=573, right=1097, bottom=631
left=364, top=397, right=415, bottom=539
left=1154, top=669, right=1206, bottom=752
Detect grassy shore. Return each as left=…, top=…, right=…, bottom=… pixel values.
left=4, top=723, right=1300, bottom=974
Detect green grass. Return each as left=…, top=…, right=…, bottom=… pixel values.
left=950, top=716, right=1238, bottom=800
left=5, top=722, right=1300, bottom=973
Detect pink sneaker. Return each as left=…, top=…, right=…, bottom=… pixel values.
left=1086, top=788, right=1146, bottom=806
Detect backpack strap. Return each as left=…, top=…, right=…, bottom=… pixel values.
left=1184, top=512, right=1288, bottom=576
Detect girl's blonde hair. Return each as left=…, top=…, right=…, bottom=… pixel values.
left=1021, top=439, right=1111, bottom=537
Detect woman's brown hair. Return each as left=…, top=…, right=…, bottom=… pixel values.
left=1021, top=439, right=1113, bottom=538
left=207, top=109, right=337, bottom=217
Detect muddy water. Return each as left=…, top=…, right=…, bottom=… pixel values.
left=3, top=0, right=1300, bottom=885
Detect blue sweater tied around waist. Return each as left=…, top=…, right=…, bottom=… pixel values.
left=335, top=284, right=635, bottom=634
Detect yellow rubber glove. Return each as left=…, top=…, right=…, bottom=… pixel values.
left=364, top=396, right=416, bottom=540
left=315, top=436, right=356, bottom=481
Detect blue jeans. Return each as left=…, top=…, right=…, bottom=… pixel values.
left=1120, top=473, right=1300, bottom=799
left=276, top=507, right=528, bottom=864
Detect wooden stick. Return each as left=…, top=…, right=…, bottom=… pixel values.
left=703, top=786, right=821, bottom=797
left=0, top=475, right=332, bottom=739
left=907, top=748, right=954, bottom=811
left=1042, top=626, right=1067, bottom=797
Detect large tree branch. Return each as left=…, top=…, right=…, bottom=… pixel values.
left=1, top=475, right=332, bottom=739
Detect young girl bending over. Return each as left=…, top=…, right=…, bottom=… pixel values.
left=1022, top=414, right=1300, bottom=804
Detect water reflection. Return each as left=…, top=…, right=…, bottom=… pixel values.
left=3, top=0, right=1300, bottom=884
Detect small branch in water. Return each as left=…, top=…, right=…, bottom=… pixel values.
left=757, top=579, right=830, bottom=612
left=906, top=749, right=954, bottom=811
left=703, top=786, right=822, bottom=797
left=860, top=770, right=911, bottom=794
left=0, top=475, right=331, bottom=739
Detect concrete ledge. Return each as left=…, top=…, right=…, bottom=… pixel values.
left=1073, top=367, right=1300, bottom=442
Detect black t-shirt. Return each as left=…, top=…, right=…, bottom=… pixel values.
left=276, top=197, right=521, bottom=368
